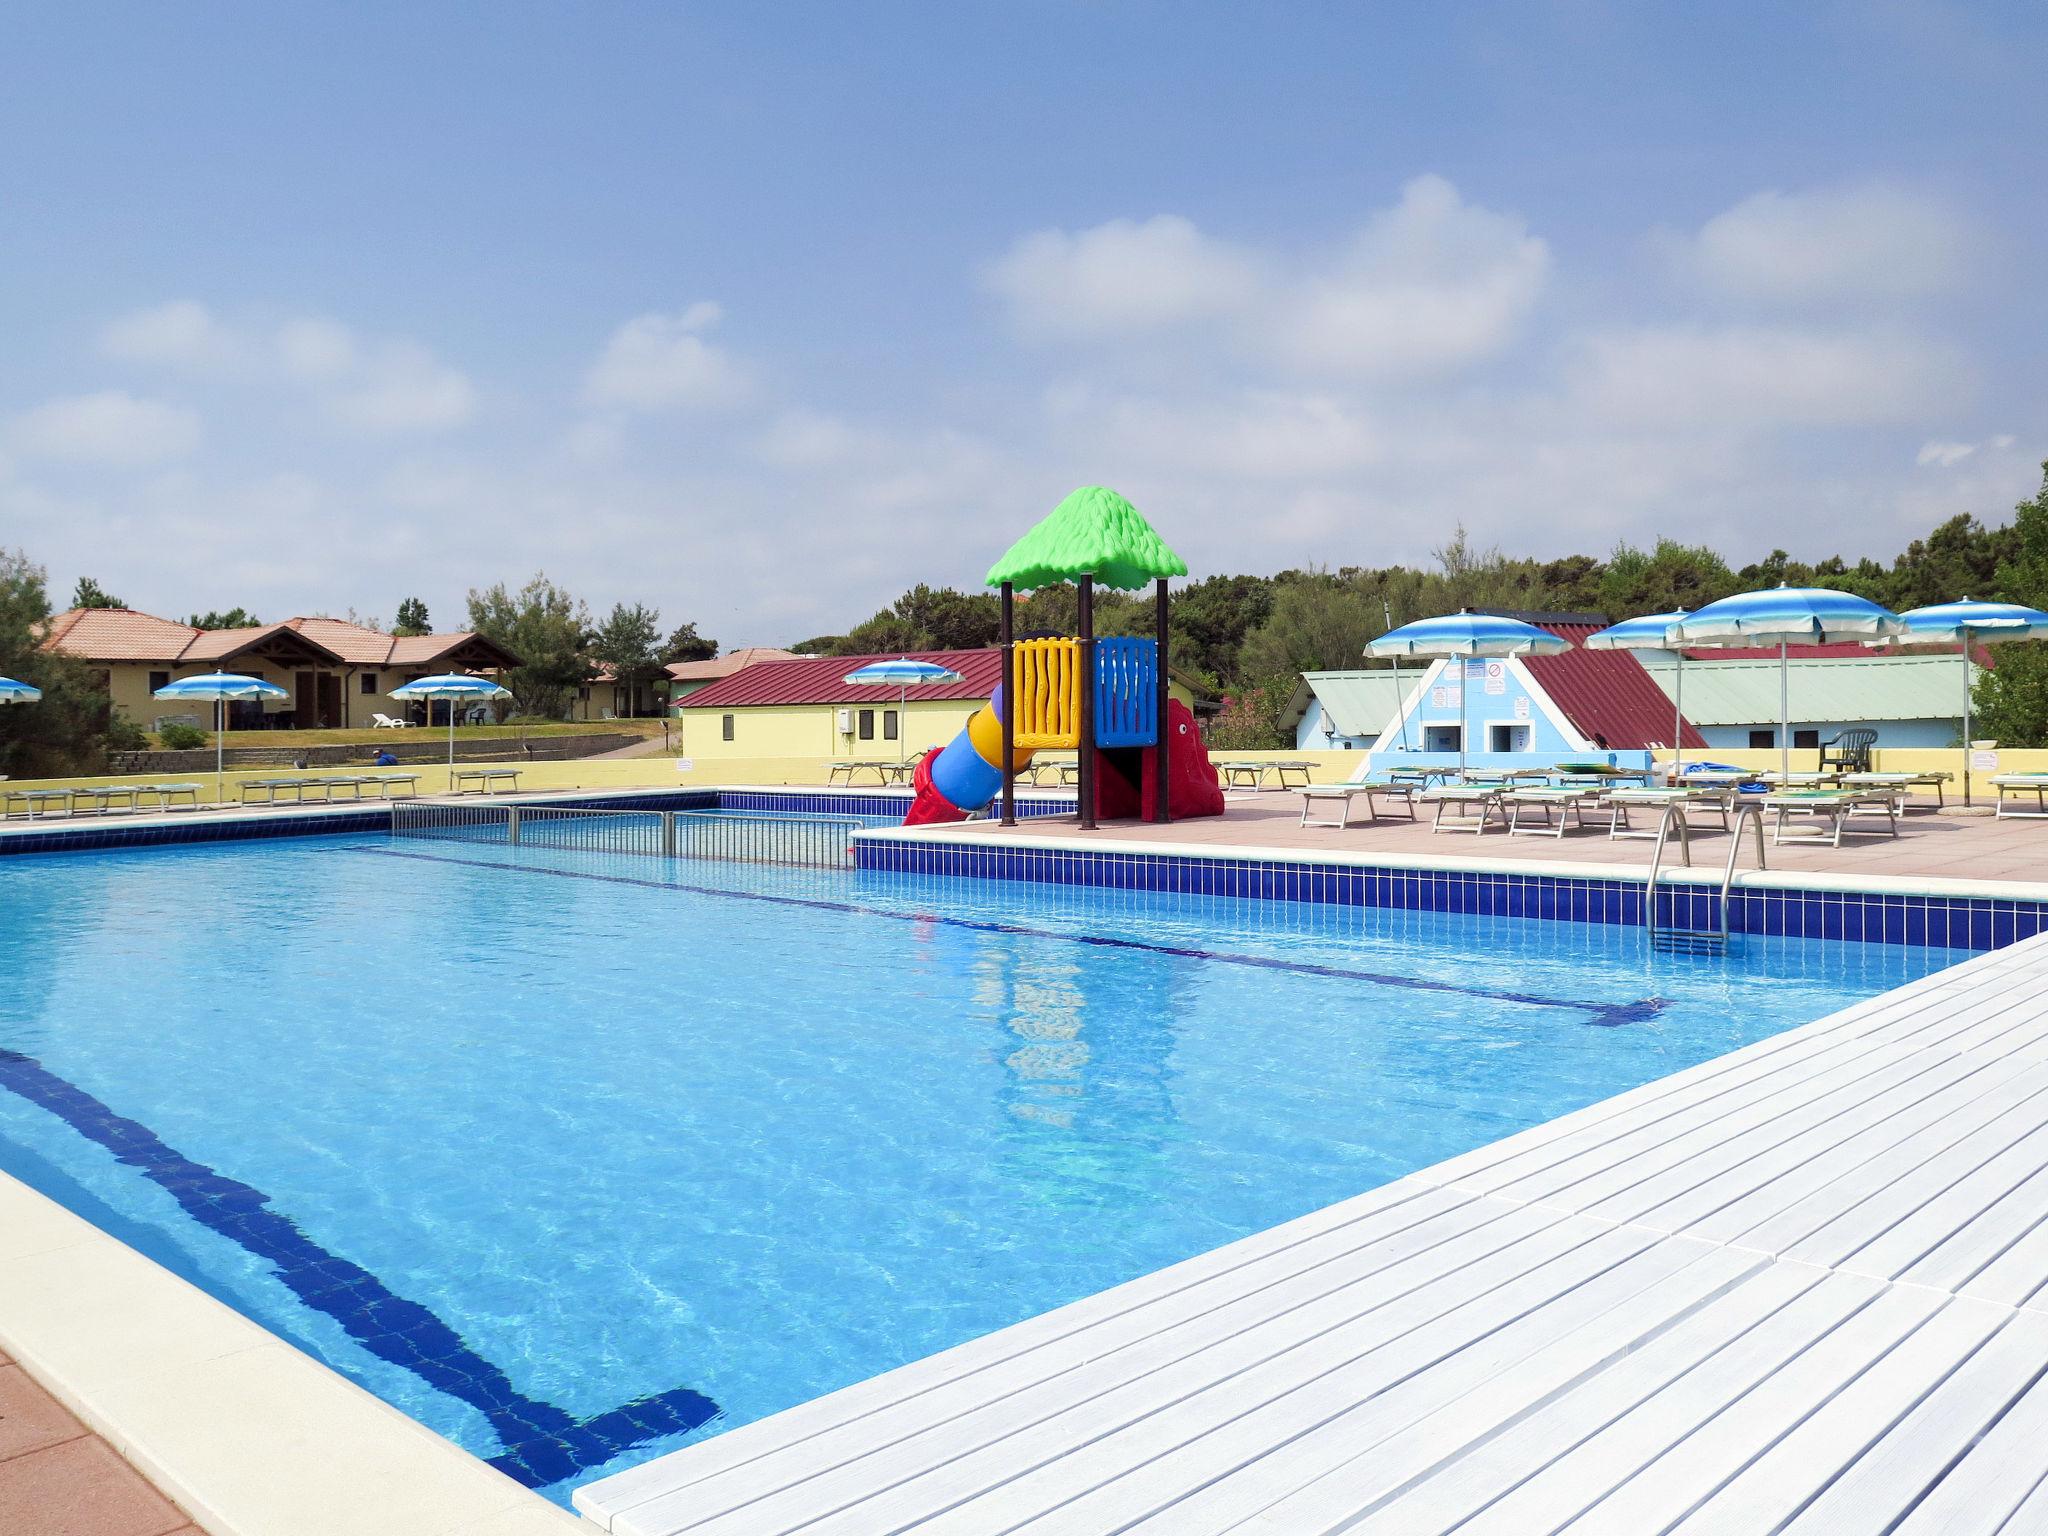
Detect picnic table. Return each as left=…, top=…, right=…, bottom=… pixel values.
left=1421, top=784, right=1504, bottom=834
left=1991, top=773, right=2048, bottom=819
left=1763, top=789, right=1901, bottom=847
left=1295, top=780, right=1419, bottom=828
left=1215, top=760, right=1315, bottom=791
left=451, top=768, right=521, bottom=795
left=2, top=788, right=76, bottom=820
left=1838, top=770, right=1953, bottom=810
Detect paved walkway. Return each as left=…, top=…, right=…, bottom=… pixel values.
left=942, top=790, right=2048, bottom=891
left=0, top=1347, right=195, bottom=1536
left=580, top=932, right=2048, bottom=1535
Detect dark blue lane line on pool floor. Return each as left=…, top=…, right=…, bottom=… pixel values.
left=352, top=843, right=1666, bottom=1028
left=0, top=1046, right=719, bottom=1489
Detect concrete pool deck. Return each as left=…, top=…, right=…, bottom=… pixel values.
left=579, top=928, right=2048, bottom=1535
left=8, top=783, right=2048, bottom=1531
left=914, top=788, right=2048, bottom=893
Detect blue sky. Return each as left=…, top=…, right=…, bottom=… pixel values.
left=3, top=2, right=2044, bottom=646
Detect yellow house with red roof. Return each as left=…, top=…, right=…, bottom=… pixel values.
left=37, top=608, right=521, bottom=730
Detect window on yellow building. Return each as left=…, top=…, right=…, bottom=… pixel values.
left=882, top=710, right=898, bottom=741
left=722, top=714, right=735, bottom=742
left=857, top=709, right=875, bottom=740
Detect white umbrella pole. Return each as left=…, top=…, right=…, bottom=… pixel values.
left=1391, top=654, right=1407, bottom=750
left=216, top=697, right=224, bottom=807
left=447, top=700, right=455, bottom=777
left=1780, top=641, right=1791, bottom=781
left=1673, top=653, right=1684, bottom=783
left=1962, top=627, right=1973, bottom=808
left=899, top=684, right=908, bottom=763
left=1458, top=655, right=1469, bottom=781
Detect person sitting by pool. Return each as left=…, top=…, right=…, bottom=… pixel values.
left=372, top=749, right=399, bottom=767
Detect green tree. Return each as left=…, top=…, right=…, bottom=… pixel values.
left=1168, top=574, right=1274, bottom=694
left=392, top=597, right=431, bottom=636
left=186, top=607, right=260, bottom=630
left=1239, top=570, right=1381, bottom=677
left=1, top=550, right=128, bottom=775
left=590, top=601, right=665, bottom=715
left=842, top=584, right=1002, bottom=654
left=1974, top=462, right=2048, bottom=746
left=71, top=575, right=124, bottom=610
left=1205, top=674, right=1295, bottom=751
left=1598, top=539, right=1738, bottom=617
left=662, top=620, right=718, bottom=663
left=465, top=574, right=591, bottom=718
left=788, top=634, right=848, bottom=655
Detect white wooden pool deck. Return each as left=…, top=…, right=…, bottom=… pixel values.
left=577, top=932, right=2048, bottom=1536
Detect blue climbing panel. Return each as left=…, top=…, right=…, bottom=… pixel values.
left=1094, top=637, right=1159, bottom=747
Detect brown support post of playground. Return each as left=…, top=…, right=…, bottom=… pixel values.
left=999, top=581, right=1016, bottom=826
left=1153, top=576, right=1170, bottom=824
left=1077, top=574, right=1097, bottom=830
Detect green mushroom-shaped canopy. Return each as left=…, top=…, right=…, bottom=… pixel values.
left=984, top=486, right=1189, bottom=593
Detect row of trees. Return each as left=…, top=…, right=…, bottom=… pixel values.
left=463, top=576, right=716, bottom=719
left=804, top=463, right=2048, bottom=749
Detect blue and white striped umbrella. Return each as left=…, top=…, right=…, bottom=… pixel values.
left=1586, top=611, right=1690, bottom=770
left=1671, top=586, right=1907, bottom=779
left=0, top=676, right=42, bottom=704
left=1888, top=599, right=2048, bottom=805
left=1365, top=612, right=1569, bottom=778
left=390, top=673, right=514, bottom=769
left=841, top=658, right=965, bottom=687
left=842, top=659, right=964, bottom=762
left=152, top=671, right=292, bottom=801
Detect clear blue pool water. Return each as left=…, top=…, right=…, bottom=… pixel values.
left=0, top=831, right=1967, bottom=1501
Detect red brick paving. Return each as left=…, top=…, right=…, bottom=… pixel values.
left=0, top=1362, right=191, bottom=1536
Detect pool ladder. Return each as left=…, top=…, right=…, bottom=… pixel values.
left=1644, top=801, right=1767, bottom=955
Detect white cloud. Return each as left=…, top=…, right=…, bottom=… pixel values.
left=983, top=215, right=1261, bottom=338
left=1271, top=175, right=1551, bottom=376
left=98, top=301, right=242, bottom=370
left=1565, top=324, right=1969, bottom=429
left=322, top=339, right=476, bottom=434
left=1917, top=439, right=1979, bottom=468
left=1918, top=433, right=2020, bottom=469
left=5, top=390, right=202, bottom=464
left=1668, top=184, right=1971, bottom=304
left=983, top=176, right=1547, bottom=380
left=275, top=317, right=358, bottom=380
left=583, top=303, right=752, bottom=411
left=96, top=302, right=474, bottom=436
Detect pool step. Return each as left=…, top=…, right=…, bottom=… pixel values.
left=1650, top=927, right=1728, bottom=956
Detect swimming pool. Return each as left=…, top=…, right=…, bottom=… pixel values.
left=0, top=829, right=1968, bottom=1503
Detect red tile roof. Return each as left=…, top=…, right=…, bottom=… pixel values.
left=678, top=648, right=1003, bottom=709
left=37, top=608, right=203, bottom=661
left=41, top=608, right=517, bottom=668
left=665, top=646, right=801, bottom=683
left=1520, top=620, right=1708, bottom=751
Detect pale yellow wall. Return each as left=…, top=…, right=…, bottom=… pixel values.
left=675, top=699, right=983, bottom=761
left=98, top=659, right=509, bottom=733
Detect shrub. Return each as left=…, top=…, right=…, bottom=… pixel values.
left=157, top=721, right=208, bottom=751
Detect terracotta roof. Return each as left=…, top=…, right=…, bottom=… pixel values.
left=1517, top=619, right=1708, bottom=751
left=37, top=607, right=202, bottom=661
left=283, top=616, right=401, bottom=664
left=665, top=646, right=801, bottom=683
left=43, top=606, right=518, bottom=669
left=679, top=648, right=1002, bottom=709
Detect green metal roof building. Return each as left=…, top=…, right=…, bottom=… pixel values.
left=1636, top=651, right=1976, bottom=750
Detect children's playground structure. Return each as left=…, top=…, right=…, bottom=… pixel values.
left=905, top=486, right=1226, bottom=829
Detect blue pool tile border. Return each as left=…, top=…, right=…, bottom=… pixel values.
left=854, top=835, right=2048, bottom=954
left=0, top=787, right=1074, bottom=857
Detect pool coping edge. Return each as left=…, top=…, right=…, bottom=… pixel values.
left=0, top=1173, right=585, bottom=1536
